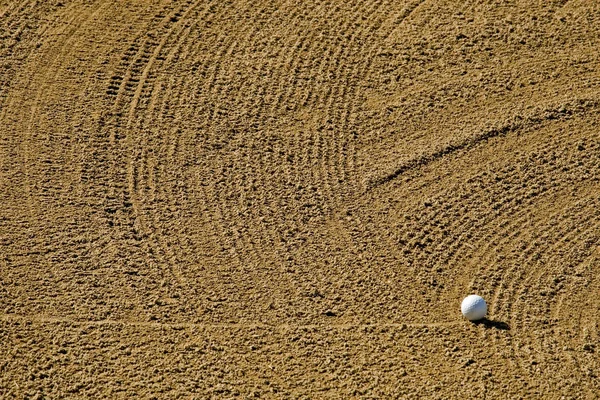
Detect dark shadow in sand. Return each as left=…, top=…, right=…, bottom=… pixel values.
left=472, top=318, right=510, bottom=330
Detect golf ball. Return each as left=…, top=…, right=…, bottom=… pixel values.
left=461, top=295, right=487, bottom=321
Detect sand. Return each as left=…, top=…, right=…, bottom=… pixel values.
left=1, top=0, right=599, bottom=398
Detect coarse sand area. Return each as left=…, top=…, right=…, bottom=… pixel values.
left=1, top=0, right=599, bottom=398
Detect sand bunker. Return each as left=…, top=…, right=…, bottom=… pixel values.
left=1, top=0, right=599, bottom=397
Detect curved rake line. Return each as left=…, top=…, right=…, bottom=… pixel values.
left=338, top=0, right=436, bottom=194
left=496, top=166, right=600, bottom=321
left=127, top=1, right=210, bottom=291
left=367, top=128, right=576, bottom=309
left=197, top=0, right=271, bottom=129
left=139, top=2, right=247, bottom=294
left=225, top=1, right=351, bottom=233
left=552, top=244, right=600, bottom=321
left=369, top=135, right=599, bottom=377
left=430, top=139, right=600, bottom=383
left=463, top=128, right=600, bottom=301
left=0, top=1, right=91, bottom=220
left=514, top=196, right=600, bottom=323
left=120, top=72, right=188, bottom=298
left=478, top=167, right=598, bottom=381
left=263, top=0, right=325, bottom=117
left=153, top=37, right=240, bottom=299
left=225, top=0, right=309, bottom=119
left=99, top=2, right=189, bottom=260
left=10, top=2, right=111, bottom=218
left=474, top=186, right=577, bottom=313
left=198, top=0, right=344, bottom=300
left=547, top=216, right=600, bottom=373
left=273, top=0, right=356, bottom=113
left=206, top=0, right=320, bottom=303
left=104, top=2, right=186, bottom=127
left=316, top=0, right=391, bottom=209
left=137, top=0, right=256, bottom=298
left=171, top=12, right=278, bottom=302
left=503, top=198, right=599, bottom=378
left=481, top=188, right=589, bottom=312
left=247, top=0, right=343, bottom=218
left=101, top=1, right=201, bottom=288
left=177, top=2, right=306, bottom=305
left=365, top=97, right=600, bottom=191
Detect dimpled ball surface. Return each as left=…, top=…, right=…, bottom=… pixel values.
left=461, top=295, right=487, bottom=321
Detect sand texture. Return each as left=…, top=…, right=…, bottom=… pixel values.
left=1, top=0, right=599, bottom=398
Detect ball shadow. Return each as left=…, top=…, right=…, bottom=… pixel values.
left=472, top=318, right=510, bottom=330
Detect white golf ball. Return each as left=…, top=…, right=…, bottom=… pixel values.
left=461, top=295, right=487, bottom=321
